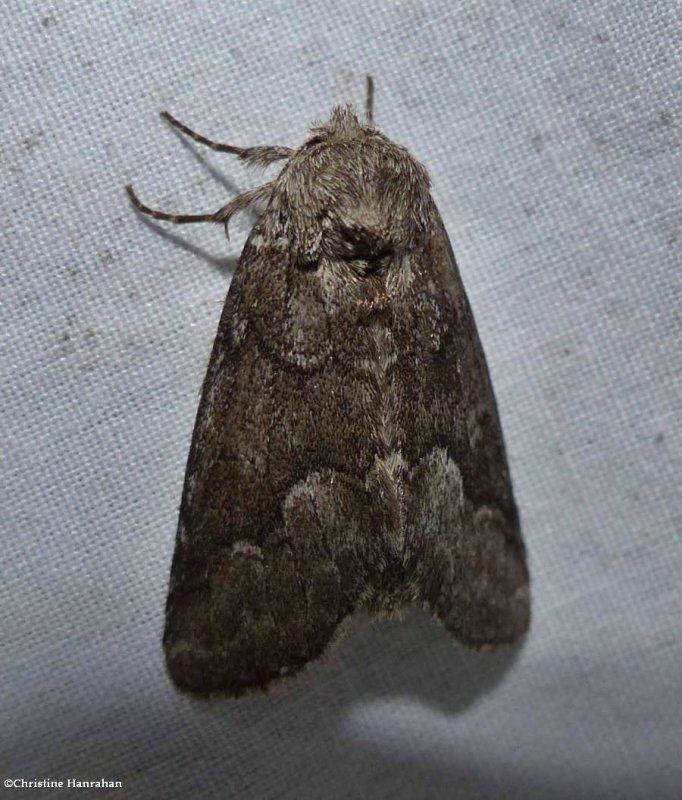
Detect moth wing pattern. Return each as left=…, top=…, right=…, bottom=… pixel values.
left=163, top=228, right=381, bottom=694
left=150, top=101, right=529, bottom=696
left=399, top=209, right=529, bottom=647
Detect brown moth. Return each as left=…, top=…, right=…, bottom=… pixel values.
left=126, top=77, right=530, bottom=696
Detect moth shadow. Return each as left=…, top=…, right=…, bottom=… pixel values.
left=163, top=114, right=247, bottom=196
left=129, top=211, right=238, bottom=276
left=306, top=606, right=526, bottom=715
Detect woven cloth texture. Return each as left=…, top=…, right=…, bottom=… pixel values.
left=2, top=2, right=680, bottom=798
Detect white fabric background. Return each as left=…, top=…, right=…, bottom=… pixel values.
left=2, top=2, right=680, bottom=798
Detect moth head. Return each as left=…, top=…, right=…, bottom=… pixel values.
left=276, top=105, right=432, bottom=273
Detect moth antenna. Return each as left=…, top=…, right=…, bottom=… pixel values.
left=365, top=74, right=375, bottom=126
left=125, top=181, right=274, bottom=235
left=161, top=111, right=293, bottom=167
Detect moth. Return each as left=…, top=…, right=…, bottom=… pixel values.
left=127, top=77, right=530, bottom=695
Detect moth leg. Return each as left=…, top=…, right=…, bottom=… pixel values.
left=161, top=111, right=293, bottom=166
left=164, top=471, right=370, bottom=694
left=406, top=448, right=530, bottom=647
left=125, top=182, right=272, bottom=233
